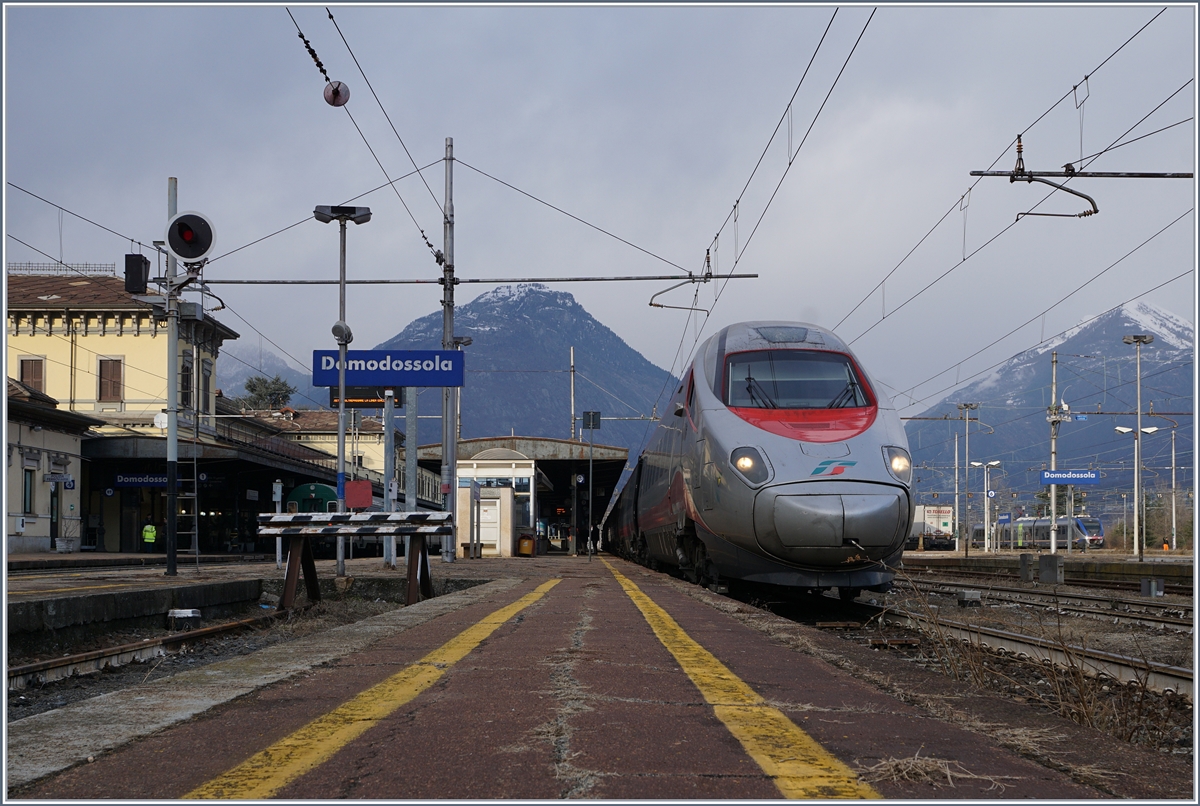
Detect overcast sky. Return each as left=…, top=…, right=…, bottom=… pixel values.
left=4, top=3, right=1196, bottom=417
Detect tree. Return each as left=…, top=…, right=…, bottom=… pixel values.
left=242, top=375, right=296, bottom=409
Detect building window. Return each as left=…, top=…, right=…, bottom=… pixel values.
left=23, top=469, right=35, bottom=514
left=99, top=359, right=123, bottom=401
left=181, top=356, right=193, bottom=410
left=20, top=358, right=45, bottom=392
left=201, top=359, right=212, bottom=414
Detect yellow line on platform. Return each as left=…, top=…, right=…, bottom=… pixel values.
left=184, top=579, right=561, bottom=800
left=603, top=560, right=878, bottom=799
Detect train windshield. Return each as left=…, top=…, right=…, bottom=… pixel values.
left=1078, top=517, right=1103, bottom=536
left=725, top=350, right=871, bottom=409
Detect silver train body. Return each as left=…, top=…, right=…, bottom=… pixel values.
left=606, top=321, right=913, bottom=594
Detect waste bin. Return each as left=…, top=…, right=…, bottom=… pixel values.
left=536, top=536, right=549, bottom=555
left=518, top=535, right=534, bottom=556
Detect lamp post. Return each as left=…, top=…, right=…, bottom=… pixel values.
left=1152, top=415, right=1179, bottom=551
left=315, top=205, right=371, bottom=577
left=957, top=402, right=978, bottom=555
left=970, top=460, right=1000, bottom=551
left=1122, top=492, right=1128, bottom=551
left=1123, top=333, right=1154, bottom=561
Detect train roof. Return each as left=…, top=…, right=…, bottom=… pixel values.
left=704, top=321, right=849, bottom=354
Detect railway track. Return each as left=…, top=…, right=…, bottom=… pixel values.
left=900, top=579, right=1194, bottom=633
left=902, top=564, right=1193, bottom=597
left=868, top=602, right=1194, bottom=700
left=742, top=588, right=1193, bottom=700
left=7, top=610, right=286, bottom=691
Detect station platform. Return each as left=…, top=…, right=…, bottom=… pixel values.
left=6, top=553, right=1193, bottom=799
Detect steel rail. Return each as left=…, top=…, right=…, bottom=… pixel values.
left=872, top=605, right=1193, bottom=699
left=7, top=610, right=288, bottom=691
left=901, top=564, right=1193, bottom=596
left=902, top=578, right=1193, bottom=620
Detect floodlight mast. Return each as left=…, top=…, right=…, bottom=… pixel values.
left=1124, top=334, right=1155, bottom=561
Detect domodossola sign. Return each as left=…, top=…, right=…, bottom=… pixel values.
left=1040, top=469, right=1100, bottom=485
left=312, top=350, right=464, bottom=388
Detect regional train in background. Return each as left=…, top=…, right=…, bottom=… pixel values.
left=971, top=515, right=1105, bottom=551
left=604, top=321, right=913, bottom=600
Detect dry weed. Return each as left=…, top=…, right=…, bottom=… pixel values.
left=857, top=749, right=1022, bottom=793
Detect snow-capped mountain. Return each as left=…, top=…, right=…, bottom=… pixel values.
left=905, top=301, right=1193, bottom=522
left=375, top=284, right=677, bottom=453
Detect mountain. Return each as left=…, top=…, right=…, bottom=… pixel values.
left=904, top=301, right=1193, bottom=524
left=215, top=340, right=326, bottom=410
left=375, top=284, right=677, bottom=454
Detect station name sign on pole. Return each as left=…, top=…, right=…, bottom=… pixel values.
left=1040, top=469, right=1100, bottom=485
left=312, top=350, right=464, bottom=388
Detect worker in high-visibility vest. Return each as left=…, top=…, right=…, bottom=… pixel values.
left=142, top=518, right=157, bottom=552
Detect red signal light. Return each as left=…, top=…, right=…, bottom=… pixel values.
left=164, top=212, right=215, bottom=262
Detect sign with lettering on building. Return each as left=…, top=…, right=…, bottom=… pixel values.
left=312, top=350, right=464, bottom=388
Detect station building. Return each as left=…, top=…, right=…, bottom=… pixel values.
left=6, top=378, right=105, bottom=552
left=5, top=265, right=355, bottom=554
left=418, top=436, right=628, bottom=557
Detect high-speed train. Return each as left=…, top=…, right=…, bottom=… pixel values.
left=605, top=321, right=913, bottom=599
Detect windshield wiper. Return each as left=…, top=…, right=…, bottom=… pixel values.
left=745, top=375, right=777, bottom=409
left=828, top=377, right=861, bottom=408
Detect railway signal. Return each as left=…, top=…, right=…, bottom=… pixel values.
left=164, top=212, right=216, bottom=264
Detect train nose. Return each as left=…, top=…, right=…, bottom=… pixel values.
left=753, top=483, right=908, bottom=557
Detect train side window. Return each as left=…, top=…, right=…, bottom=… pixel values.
left=685, top=372, right=694, bottom=411
left=287, top=501, right=298, bottom=514
left=327, top=501, right=338, bottom=513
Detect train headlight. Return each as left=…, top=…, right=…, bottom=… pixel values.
left=731, top=447, right=771, bottom=485
left=884, top=446, right=912, bottom=485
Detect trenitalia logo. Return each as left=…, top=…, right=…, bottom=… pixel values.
left=811, top=460, right=856, bottom=476
left=312, top=350, right=464, bottom=388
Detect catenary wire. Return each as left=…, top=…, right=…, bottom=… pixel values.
left=323, top=7, right=444, bottom=220
left=628, top=9, right=874, bottom=466
left=7, top=234, right=335, bottom=412
left=833, top=6, right=1172, bottom=333
left=899, top=270, right=1194, bottom=414
left=456, top=160, right=689, bottom=274
left=285, top=7, right=437, bottom=257
left=896, top=208, right=1194, bottom=403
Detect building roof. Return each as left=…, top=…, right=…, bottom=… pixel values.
left=246, top=409, right=402, bottom=442
left=419, top=435, right=628, bottom=462
left=7, top=376, right=59, bottom=407
left=6, top=272, right=239, bottom=341
left=6, top=377, right=107, bottom=432
left=7, top=273, right=153, bottom=309
left=472, top=448, right=531, bottom=461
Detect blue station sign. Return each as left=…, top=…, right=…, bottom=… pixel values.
left=1040, top=469, right=1100, bottom=485
left=313, top=350, right=464, bottom=388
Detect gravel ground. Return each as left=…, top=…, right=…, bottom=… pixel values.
left=732, top=575, right=1194, bottom=758
left=6, top=597, right=398, bottom=724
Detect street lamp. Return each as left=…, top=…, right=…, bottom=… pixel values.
left=1115, top=421, right=1159, bottom=560
left=1123, top=334, right=1153, bottom=562
left=315, top=205, right=371, bottom=578
left=970, top=460, right=1001, bottom=551
left=957, top=402, right=979, bottom=554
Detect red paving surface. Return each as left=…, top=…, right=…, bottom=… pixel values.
left=10, top=556, right=1189, bottom=799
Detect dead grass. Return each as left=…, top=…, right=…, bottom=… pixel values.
left=856, top=749, right=1022, bottom=793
